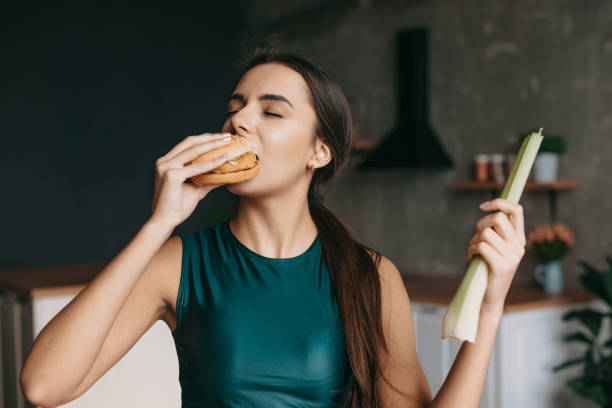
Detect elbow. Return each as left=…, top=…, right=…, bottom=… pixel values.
left=21, top=382, right=65, bottom=408
left=20, top=369, right=61, bottom=408
left=21, top=377, right=47, bottom=407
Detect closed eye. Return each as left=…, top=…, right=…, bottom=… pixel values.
left=224, top=111, right=282, bottom=118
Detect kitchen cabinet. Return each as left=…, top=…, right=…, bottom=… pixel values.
left=408, top=275, right=606, bottom=408
left=0, top=263, right=180, bottom=408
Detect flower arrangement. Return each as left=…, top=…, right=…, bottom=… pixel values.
left=526, top=222, right=575, bottom=263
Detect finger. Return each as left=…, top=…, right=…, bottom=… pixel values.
left=467, top=227, right=506, bottom=260
left=172, top=136, right=235, bottom=168
left=159, top=133, right=232, bottom=164
left=170, top=153, right=231, bottom=183
left=480, top=198, right=525, bottom=238
left=469, top=226, right=525, bottom=260
left=468, top=241, right=504, bottom=270
left=475, top=211, right=516, bottom=242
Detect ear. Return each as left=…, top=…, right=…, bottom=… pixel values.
left=310, top=139, right=333, bottom=169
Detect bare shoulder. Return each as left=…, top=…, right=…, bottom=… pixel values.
left=365, top=249, right=412, bottom=324
left=365, top=249, right=405, bottom=290
left=153, top=235, right=183, bottom=332
left=365, top=250, right=432, bottom=405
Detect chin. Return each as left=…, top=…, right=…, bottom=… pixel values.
left=226, top=176, right=259, bottom=196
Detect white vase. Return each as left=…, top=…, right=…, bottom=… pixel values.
left=533, top=152, right=559, bottom=182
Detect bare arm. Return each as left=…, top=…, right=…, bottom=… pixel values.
left=20, top=219, right=174, bottom=406
left=374, top=256, right=503, bottom=408
left=377, top=199, right=524, bottom=407
left=19, top=132, right=236, bottom=406
left=430, top=198, right=525, bottom=407
left=427, top=305, right=502, bottom=407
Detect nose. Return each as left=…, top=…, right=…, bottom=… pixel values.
left=227, top=107, right=259, bottom=156
left=229, top=106, right=254, bottom=136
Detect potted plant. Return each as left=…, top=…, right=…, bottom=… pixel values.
left=526, top=222, right=575, bottom=293
left=552, top=255, right=612, bottom=407
left=519, top=130, right=567, bottom=182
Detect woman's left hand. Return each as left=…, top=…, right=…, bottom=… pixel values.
left=466, top=198, right=527, bottom=313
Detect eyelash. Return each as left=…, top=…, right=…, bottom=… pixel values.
left=224, top=111, right=282, bottom=118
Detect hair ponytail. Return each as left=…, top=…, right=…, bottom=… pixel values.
left=236, top=45, right=419, bottom=407
left=308, top=198, right=385, bottom=407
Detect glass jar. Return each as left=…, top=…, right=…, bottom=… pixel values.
left=474, top=154, right=489, bottom=182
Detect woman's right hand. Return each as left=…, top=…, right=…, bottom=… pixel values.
left=149, top=132, right=234, bottom=228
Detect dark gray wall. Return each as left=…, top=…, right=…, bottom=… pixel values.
left=1, top=3, right=244, bottom=268
left=3, top=1, right=611, bottom=289
left=240, top=0, right=612, bottom=287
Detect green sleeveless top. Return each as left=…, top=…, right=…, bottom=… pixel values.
left=171, top=219, right=352, bottom=407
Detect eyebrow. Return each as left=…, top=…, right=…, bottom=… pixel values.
left=228, top=92, right=295, bottom=109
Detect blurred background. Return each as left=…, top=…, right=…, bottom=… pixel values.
left=1, top=1, right=611, bottom=407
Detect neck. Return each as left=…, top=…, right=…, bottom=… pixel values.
left=229, top=192, right=318, bottom=259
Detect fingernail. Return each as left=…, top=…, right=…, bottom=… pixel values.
left=220, top=153, right=230, bottom=159
left=480, top=201, right=490, bottom=208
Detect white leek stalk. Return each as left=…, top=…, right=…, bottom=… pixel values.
left=441, top=128, right=544, bottom=342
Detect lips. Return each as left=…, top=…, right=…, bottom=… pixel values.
left=248, top=145, right=260, bottom=161
left=229, top=133, right=259, bottom=160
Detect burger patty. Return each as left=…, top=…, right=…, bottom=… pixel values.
left=209, top=151, right=259, bottom=174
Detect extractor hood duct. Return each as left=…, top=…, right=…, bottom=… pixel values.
left=358, top=28, right=454, bottom=169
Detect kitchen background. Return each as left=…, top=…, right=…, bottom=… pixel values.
left=1, top=1, right=611, bottom=407
left=237, top=0, right=612, bottom=286
left=3, top=1, right=612, bottom=285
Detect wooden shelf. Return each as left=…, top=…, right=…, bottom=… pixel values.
left=452, top=179, right=578, bottom=191
left=452, top=179, right=578, bottom=223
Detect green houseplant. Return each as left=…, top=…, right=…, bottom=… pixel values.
left=519, top=129, right=567, bottom=182
left=519, top=130, right=567, bottom=154
left=552, top=255, right=612, bottom=407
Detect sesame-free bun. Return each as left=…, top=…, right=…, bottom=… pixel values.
left=188, top=135, right=260, bottom=185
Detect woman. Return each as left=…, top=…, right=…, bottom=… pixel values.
left=20, top=47, right=526, bottom=407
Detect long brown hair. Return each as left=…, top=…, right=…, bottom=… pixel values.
left=233, top=45, right=419, bottom=407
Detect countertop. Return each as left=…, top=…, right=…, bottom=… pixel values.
left=400, top=273, right=597, bottom=313
left=0, top=263, right=597, bottom=313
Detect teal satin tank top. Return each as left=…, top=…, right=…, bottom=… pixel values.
left=171, top=219, right=352, bottom=407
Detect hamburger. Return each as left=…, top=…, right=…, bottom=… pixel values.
left=188, top=135, right=260, bottom=185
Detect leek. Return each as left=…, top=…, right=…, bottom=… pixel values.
left=441, top=128, right=544, bottom=343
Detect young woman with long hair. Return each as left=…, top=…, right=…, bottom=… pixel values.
left=20, top=46, right=527, bottom=407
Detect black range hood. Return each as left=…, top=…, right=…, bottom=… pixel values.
left=358, top=28, right=453, bottom=169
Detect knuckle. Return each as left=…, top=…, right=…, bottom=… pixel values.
left=156, top=162, right=167, bottom=175
left=165, top=168, right=178, bottom=180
